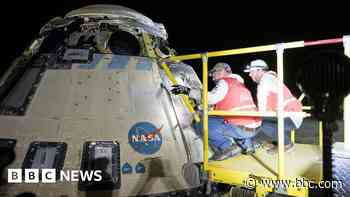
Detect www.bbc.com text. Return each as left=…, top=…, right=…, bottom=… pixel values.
left=244, top=177, right=343, bottom=189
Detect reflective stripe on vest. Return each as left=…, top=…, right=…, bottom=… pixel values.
left=230, top=104, right=257, bottom=111
left=215, top=77, right=261, bottom=127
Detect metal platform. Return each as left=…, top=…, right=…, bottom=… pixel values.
left=208, top=144, right=322, bottom=185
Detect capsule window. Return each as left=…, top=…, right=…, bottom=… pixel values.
left=108, top=31, right=141, bottom=56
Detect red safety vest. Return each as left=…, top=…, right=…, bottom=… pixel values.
left=260, top=72, right=302, bottom=112
left=215, top=77, right=261, bottom=127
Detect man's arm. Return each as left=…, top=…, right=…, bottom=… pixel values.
left=183, top=79, right=228, bottom=105
left=207, top=80, right=228, bottom=105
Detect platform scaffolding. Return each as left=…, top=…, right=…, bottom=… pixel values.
left=161, top=35, right=349, bottom=197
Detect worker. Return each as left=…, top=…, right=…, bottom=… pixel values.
left=244, top=59, right=303, bottom=154
left=171, top=62, right=261, bottom=160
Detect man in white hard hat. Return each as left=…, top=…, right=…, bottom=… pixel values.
left=244, top=59, right=303, bottom=154
left=172, top=62, right=261, bottom=160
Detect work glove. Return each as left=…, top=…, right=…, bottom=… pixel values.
left=171, top=85, right=190, bottom=95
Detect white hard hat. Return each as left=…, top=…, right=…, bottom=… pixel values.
left=244, top=59, right=268, bottom=72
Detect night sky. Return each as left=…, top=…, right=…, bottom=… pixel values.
left=1, top=1, right=349, bottom=92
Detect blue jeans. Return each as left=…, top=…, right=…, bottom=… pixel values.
left=260, top=117, right=297, bottom=145
left=195, top=116, right=258, bottom=152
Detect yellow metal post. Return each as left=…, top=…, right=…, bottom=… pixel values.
left=291, top=129, right=295, bottom=144
left=319, top=121, right=323, bottom=149
left=202, top=53, right=209, bottom=170
left=319, top=120, right=323, bottom=180
left=276, top=44, right=285, bottom=180
left=160, top=62, right=200, bottom=122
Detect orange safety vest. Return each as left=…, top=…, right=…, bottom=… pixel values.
left=260, top=72, right=302, bottom=112
left=215, top=77, right=261, bottom=127
left=264, top=87, right=302, bottom=112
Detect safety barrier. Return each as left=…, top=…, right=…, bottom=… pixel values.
left=164, top=36, right=348, bottom=182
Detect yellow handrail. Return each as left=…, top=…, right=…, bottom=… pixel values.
left=169, top=41, right=304, bottom=61
left=302, top=106, right=312, bottom=110
left=208, top=110, right=309, bottom=117
left=160, top=62, right=200, bottom=122
left=165, top=35, right=347, bottom=185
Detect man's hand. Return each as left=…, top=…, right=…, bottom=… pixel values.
left=171, top=85, right=190, bottom=95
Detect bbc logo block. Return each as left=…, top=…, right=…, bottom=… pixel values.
left=8, top=169, right=56, bottom=183
left=24, top=169, right=39, bottom=183
left=8, top=169, right=22, bottom=183
left=41, top=169, right=56, bottom=183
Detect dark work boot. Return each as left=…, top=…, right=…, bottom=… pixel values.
left=235, top=139, right=255, bottom=155
left=210, top=145, right=242, bottom=161
left=266, top=143, right=295, bottom=154
left=242, top=146, right=255, bottom=155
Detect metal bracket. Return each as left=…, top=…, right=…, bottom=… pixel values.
left=201, top=52, right=208, bottom=63
left=275, top=43, right=285, bottom=54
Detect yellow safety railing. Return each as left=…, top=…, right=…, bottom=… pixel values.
left=197, top=43, right=296, bottom=180
left=164, top=36, right=347, bottom=182
left=160, top=62, right=200, bottom=123
left=168, top=42, right=304, bottom=61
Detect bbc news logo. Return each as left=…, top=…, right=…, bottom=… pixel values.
left=8, top=169, right=102, bottom=183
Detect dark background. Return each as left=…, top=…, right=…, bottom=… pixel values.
left=1, top=0, right=349, bottom=94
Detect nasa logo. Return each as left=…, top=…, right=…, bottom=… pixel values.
left=128, top=122, right=163, bottom=155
